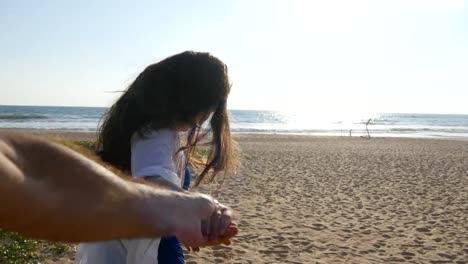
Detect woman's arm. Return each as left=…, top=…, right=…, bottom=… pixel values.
left=0, top=132, right=216, bottom=244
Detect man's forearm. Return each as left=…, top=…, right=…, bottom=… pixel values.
left=0, top=132, right=179, bottom=242
left=144, top=176, right=184, bottom=192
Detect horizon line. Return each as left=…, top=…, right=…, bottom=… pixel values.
left=0, top=104, right=467, bottom=116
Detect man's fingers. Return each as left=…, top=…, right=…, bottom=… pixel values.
left=176, top=194, right=239, bottom=248
left=201, top=219, right=210, bottom=239
left=174, top=192, right=226, bottom=248
left=195, top=193, right=217, bottom=219
left=219, top=209, right=233, bottom=236
left=209, top=209, right=222, bottom=241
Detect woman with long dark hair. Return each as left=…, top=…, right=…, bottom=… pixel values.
left=76, top=51, right=239, bottom=264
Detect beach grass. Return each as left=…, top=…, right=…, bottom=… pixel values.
left=0, top=231, right=44, bottom=263
left=74, top=140, right=97, bottom=150
left=0, top=230, right=75, bottom=264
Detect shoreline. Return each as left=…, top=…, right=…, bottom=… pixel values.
left=1, top=128, right=467, bottom=142
left=0, top=128, right=98, bottom=141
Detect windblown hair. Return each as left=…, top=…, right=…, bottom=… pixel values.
left=97, top=51, right=238, bottom=186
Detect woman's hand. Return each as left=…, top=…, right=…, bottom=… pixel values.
left=205, top=201, right=236, bottom=242
left=205, top=221, right=239, bottom=246
left=186, top=222, right=239, bottom=252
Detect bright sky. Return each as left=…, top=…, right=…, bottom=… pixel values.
left=0, top=0, right=466, bottom=114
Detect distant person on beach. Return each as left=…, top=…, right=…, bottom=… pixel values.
left=0, top=132, right=220, bottom=245
left=76, top=51, right=239, bottom=264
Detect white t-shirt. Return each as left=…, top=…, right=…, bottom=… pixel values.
left=125, top=129, right=186, bottom=264
left=76, top=129, right=186, bottom=264
left=131, top=129, right=185, bottom=188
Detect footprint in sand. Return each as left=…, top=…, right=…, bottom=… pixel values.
left=233, top=249, right=247, bottom=254
left=385, top=256, right=406, bottom=262
left=437, top=253, right=456, bottom=260
left=415, top=227, right=433, bottom=236
left=400, top=251, right=416, bottom=260
left=271, top=235, right=286, bottom=242
left=361, top=230, right=372, bottom=235
left=415, top=227, right=431, bottom=233
left=382, top=234, right=392, bottom=239
left=310, top=223, right=328, bottom=231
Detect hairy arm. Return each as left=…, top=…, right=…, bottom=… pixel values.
left=0, top=132, right=215, bottom=243
left=144, top=176, right=183, bottom=191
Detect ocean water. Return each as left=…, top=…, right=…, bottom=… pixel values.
left=1, top=105, right=467, bottom=139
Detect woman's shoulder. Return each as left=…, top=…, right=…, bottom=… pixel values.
left=131, top=128, right=177, bottom=144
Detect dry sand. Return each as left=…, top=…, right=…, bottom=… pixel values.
left=4, top=130, right=468, bottom=263
left=189, top=135, right=468, bottom=263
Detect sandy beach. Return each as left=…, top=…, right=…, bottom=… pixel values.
left=3, top=131, right=468, bottom=263
left=189, top=135, right=468, bottom=264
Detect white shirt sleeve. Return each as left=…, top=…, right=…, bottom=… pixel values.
left=130, top=129, right=182, bottom=187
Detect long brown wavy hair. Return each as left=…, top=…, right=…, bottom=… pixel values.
left=97, top=51, right=238, bottom=186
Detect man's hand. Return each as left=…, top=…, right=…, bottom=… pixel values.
left=183, top=201, right=239, bottom=251
left=167, top=192, right=218, bottom=247
left=205, top=201, right=235, bottom=242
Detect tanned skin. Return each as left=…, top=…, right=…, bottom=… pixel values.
left=0, top=132, right=237, bottom=246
